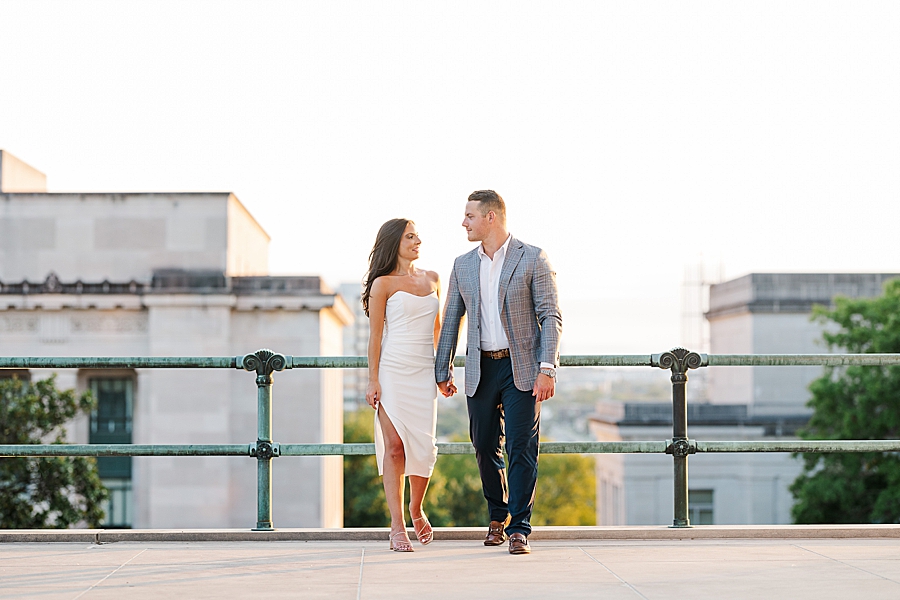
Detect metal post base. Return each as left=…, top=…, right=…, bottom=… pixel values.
left=253, top=522, right=275, bottom=531
left=670, top=519, right=693, bottom=528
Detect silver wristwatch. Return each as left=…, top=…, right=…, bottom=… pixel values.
left=539, top=367, right=556, bottom=379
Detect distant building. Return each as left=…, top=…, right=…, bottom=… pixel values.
left=0, top=151, right=352, bottom=529
left=339, top=282, right=368, bottom=409
left=592, top=273, right=900, bottom=525
left=706, top=273, right=900, bottom=415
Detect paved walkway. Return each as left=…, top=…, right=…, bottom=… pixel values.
left=3, top=536, right=900, bottom=599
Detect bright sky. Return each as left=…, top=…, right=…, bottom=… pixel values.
left=1, top=1, right=898, bottom=354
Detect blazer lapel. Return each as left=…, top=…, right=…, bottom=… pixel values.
left=468, top=249, right=482, bottom=324
left=498, top=236, right=524, bottom=313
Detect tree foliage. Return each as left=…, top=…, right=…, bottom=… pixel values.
left=791, top=279, right=900, bottom=524
left=343, top=408, right=596, bottom=527
left=342, top=408, right=389, bottom=526
left=531, top=453, right=595, bottom=526
left=0, top=376, right=108, bottom=528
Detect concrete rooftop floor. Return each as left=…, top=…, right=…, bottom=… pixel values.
left=2, top=530, right=900, bottom=600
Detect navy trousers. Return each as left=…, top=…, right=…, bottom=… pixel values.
left=467, top=354, right=540, bottom=536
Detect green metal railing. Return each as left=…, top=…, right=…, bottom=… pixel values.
left=2, top=348, right=900, bottom=529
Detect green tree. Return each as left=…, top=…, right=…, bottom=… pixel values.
left=0, top=376, right=108, bottom=528
left=424, top=448, right=596, bottom=527
left=531, top=453, right=596, bottom=526
left=790, top=279, right=900, bottom=524
left=343, top=408, right=389, bottom=526
left=343, top=408, right=597, bottom=527
left=422, top=450, right=487, bottom=527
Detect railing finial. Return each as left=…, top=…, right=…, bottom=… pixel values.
left=240, top=349, right=289, bottom=386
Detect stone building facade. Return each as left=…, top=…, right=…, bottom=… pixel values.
left=0, top=152, right=352, bottom=528
left=592, top=272, right=900, bottom=525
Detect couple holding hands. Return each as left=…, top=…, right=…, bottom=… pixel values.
left=363, top=190, right=562, bottom=555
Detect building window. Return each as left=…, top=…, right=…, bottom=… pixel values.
left=0, top=369, right=31, bottom=381
left=89, top=378, right=134, bottom=528
left=689, top=489, right=714, bottom=525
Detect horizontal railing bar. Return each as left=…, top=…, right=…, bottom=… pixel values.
left=707, top=354, right=900, bottom=366
left=541, top=441, right=666, bottom=453
left=559, top=355, right=653, bottom=367
left=14, top=440, right=900, bottom=457
left=0, top=357, right=238, bottom=369
left=0, top=444, right=252, bottom=457
left=289, top=355, right=656, bottom=368
left=279, top=441, right=668, bottom=455
left=698, top=440, right=900, bottom=453
left=281, top=443, right=375, bottom=456
left=5, top=354, right=900, bottom=370
left=290, top=357, right=368, bottom=369
left=0, top=441, right=669, bottom=457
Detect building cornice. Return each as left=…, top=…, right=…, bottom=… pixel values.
left=0, top=272, right=330, bottom=296
left=0, top=272, right=344, bottom=313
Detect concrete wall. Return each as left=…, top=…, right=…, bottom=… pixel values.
left=590, top=414, right=626, bottom=526
left=707, top=312, right=754, bottom=406
left=706, top=273, right=900, bottom=415
left=708, top=311, right=825, bottom=414
left=320, top=306, right=348, bottom=528
left=0, top=291, right=349, bottom=529
left=338, top=283, right=368, bottom=406
left=0, top=157, right=349, bottom=529
left=226, top=195, right=269, bottom=276
left=227, top=300, right=350, bottom=528
left=0, top=193, right=269, bottom=283
left=750, top=313, right=829, bottom=415
left=615, top=424, right=801, bottom=525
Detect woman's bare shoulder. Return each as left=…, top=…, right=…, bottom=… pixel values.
left=369, top=275, right=397, bottom=297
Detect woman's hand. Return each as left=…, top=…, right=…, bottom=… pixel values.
left=438, top=379, right=457, bottom=398
left=366, top=380, right=382, bottom=409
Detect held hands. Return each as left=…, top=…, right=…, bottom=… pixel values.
left=366, top=380, right=381, bottom=410
left=532, top=373, right=555, bottom=403
left=437, top=379, right=458, bottom=398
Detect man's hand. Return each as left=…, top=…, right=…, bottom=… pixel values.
left=532, top=373, right=555, bottom=403
left=438, top=379, right=457, bottom=398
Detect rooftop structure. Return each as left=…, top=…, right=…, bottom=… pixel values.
left=0, top=152, right=351, bottom=529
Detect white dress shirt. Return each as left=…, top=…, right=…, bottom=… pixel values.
left=477, top=234, right=512, bottom=352
left=478, top=234, right=555, bottom=373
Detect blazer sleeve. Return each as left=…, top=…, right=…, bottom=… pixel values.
left=435, top=263, right=465, bottom=383
left=532, top=249, right=562, bottom=367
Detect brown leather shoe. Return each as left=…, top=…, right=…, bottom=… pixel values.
left=483, top=517, right=510, bottom=546
left=508, top=533, right=530, bottom=554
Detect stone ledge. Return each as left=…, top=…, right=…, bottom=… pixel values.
left=3, top=524, right=900, bottom=543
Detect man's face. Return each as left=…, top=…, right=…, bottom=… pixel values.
left=462, top=201, right=491, bottom=243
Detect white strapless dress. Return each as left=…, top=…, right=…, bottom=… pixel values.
left=375, top=290, right=439, bottom=478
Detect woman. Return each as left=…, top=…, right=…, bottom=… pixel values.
left=363, top=218, right=455, bottom=552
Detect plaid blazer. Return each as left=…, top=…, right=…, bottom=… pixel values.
left=435, top=236, right=562, bottom=396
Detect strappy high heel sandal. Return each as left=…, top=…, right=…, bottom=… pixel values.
left=389, top=530, right=414, bottom=552
left=412, top=515, right=433, bottom=545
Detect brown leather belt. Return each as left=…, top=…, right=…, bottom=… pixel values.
left=481, top=349, right=510, bottom=359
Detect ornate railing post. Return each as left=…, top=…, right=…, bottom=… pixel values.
left=653, top=348, right=705, bottom=528
left=240, top=349, right=289, bottom=531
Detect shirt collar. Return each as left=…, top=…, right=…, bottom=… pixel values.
left=477, top=234, right=512, bottom=260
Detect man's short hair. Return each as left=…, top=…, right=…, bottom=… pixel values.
left=468, top=190, right=506, bottom=223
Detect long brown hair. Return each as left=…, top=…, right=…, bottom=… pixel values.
left=362, top=218, right=412, bottom=317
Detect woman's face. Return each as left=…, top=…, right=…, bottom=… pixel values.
left=397, top=222, right=421, bottom=263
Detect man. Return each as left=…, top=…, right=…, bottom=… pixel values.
left=436, top=190, right=562, bottom=555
